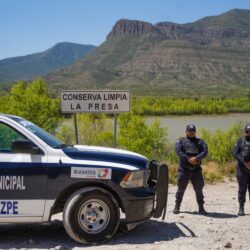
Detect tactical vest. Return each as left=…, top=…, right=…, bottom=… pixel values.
left=242, top=137, right=250, bottom=162
left=181, top=137, right=202, bottom=157
left=181, top=137, right=203, bottom=168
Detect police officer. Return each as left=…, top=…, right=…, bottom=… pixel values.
left=173, top=124, right=208, bottom=215
left=233, top=124, right=250, bottom=216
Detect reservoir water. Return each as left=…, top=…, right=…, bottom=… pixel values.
left=144, top=113, right=250, bottom=142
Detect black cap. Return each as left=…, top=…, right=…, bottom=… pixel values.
left=186, top=124, right=196, bottom=132
left=245, top=124, right=250, bottom=133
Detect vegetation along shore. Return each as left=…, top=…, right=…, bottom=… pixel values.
left=0, top=79, right=249, bottom=183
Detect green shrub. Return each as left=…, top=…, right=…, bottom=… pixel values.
left=132, top=97, right=250, bottom=115
left=0, top=78, right=61, bottom=133
left=57, top=114, right=113, bottom=146
left=118, top=113, right=168, bottom=160
left=56, top=125, right=75, bottom=145
left=200, top=123, right=243, bottom=164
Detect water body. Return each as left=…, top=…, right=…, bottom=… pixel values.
left=144, top=113, right=250, bottom=142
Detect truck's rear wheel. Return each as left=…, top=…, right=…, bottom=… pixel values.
left=63, top=188, right=120, bottom=244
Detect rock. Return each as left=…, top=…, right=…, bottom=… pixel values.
left=224, top=242, right=232, bottom=248
left=107, top=19, right=161, bottom=39
left=207, top=228, right=215, bottom=233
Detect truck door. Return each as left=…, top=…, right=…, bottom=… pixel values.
left=0, top=122, right=47, bottom=221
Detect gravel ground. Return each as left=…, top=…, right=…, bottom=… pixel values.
left=0, top=179, right=250, bottom=250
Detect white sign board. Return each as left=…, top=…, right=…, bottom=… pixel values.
left=60, top=90, right=130, bottom=113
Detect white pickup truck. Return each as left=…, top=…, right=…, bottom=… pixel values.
left=0, top=114, right=168, bottom=244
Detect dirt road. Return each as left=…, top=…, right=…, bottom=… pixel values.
left=0, top=179, right=249, bottom=250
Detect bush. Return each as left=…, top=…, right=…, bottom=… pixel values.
left=167, top=143, right=179, bottom=164
left=202, top=162, right=224, bottom=183
left=57, top=113, right=168, bottom=160
left=0, top=78, right=61, bottom=133
left=118, top=112, right=168, bottom=160
left=56, top=125, right=75, bottom=145
left=168, top=164, right=178, bottom=184
left=57, top=113, right=113, bottom=146
left=199, top=123, right=243, bottom=164
left=132, top=97, right=250, bottom=115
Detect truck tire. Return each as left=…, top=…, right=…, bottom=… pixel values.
left=63, top=187, right=120, bottom=244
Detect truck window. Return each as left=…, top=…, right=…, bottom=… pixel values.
left=0, top=122, right=26, bottom=152
left=9, top=117, right=65, bottom=149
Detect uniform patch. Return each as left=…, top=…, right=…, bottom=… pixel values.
left=71, top=167, right=112, bottom=179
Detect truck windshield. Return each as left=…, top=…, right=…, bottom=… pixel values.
left=11, top=117, right=66, bottom=149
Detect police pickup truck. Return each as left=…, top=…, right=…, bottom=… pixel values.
left=0, top=114, right=168, bottom=244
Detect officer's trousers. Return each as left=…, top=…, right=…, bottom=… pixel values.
left=237, top=166, right=250, bottom=204
left=175, top=168, right=205, bottom=204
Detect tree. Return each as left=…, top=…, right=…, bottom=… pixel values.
left=57, top=114, right=113, bottom=146
left=1, top=78, right=61, bottom=133
left=118, top=113, right=168, bottom=160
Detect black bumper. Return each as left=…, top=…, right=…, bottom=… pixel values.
left=123, top=196, right=155, bottom=222
left=122, top=161, right=169, bottom=223
left=151, top=161, right=169, bottom=219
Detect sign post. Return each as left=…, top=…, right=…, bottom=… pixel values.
left=60, top=90, right=130, bottom=147
left=113, top=113, right=118, bottom=148
left=73, top=113, right=79, bottom=144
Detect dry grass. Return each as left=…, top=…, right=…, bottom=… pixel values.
left=167, top=161, right=236, bottom=184
left=168, top=164, right=178, bottom=184
left=202, top=162, right=224, bottom=183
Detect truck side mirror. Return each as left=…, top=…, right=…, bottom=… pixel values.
left=11, top=140, right=43, bottom=155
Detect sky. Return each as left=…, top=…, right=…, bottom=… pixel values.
left=1, top=0, right=250, bottom=60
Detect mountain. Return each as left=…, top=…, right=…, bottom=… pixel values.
left=44, top=10, right=250, bottom=96
left=0, top=42, right=96, bottom=83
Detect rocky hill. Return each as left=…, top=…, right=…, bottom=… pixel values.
left=43, top=10, right=250, bottom=96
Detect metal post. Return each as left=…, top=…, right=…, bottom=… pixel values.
left=74, top=113, right=79, bottom=145
left=113, top=113, right=118, bottom=148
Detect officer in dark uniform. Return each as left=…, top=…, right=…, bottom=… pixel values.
left=173, top=124, right=208, bottom=214
left=233, top=124, right=250, bottom=216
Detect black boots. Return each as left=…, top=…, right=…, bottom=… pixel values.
left=238, top=203, right=245, bottom=216
left=173, top=202, right=207, bottom=215
left=173, top=202, right=181, bottom=214
left=198, top=203, right=207, bottom=215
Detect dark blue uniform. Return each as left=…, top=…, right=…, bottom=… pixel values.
left=175, top=137, right=208, bottom=204
left=233, top=137, right=250, bottom=205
